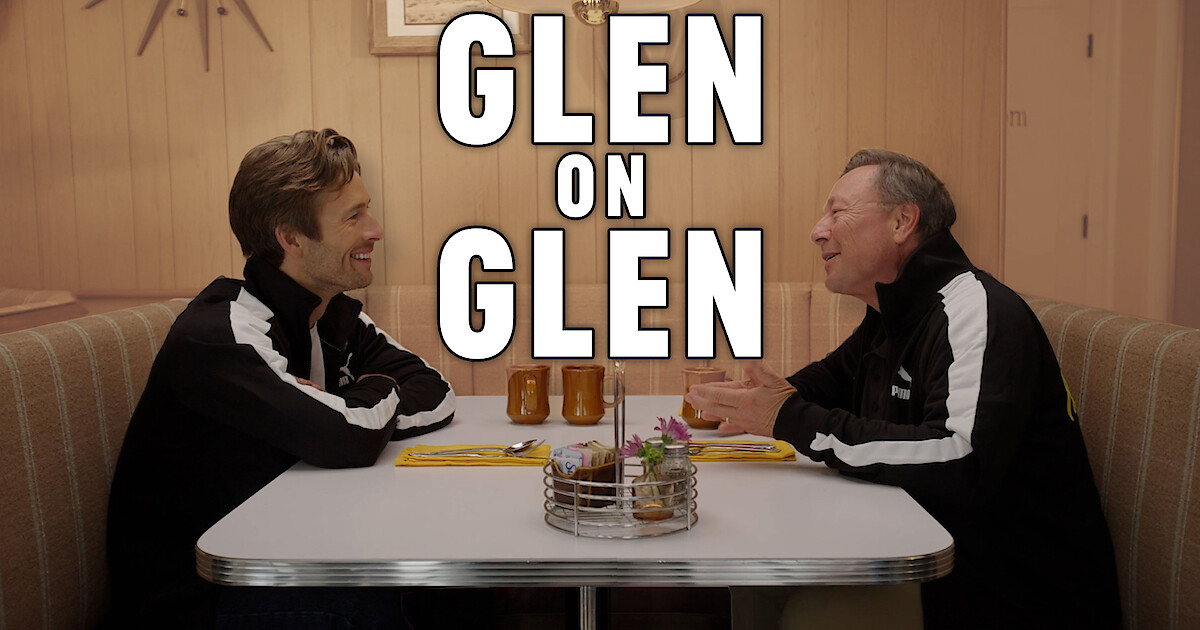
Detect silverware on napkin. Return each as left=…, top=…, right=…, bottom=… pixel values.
left=688, top=443, right=780, bottom=455
left=406, top=451, right=542, bottom=459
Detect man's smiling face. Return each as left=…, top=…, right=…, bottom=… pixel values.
left=291, top=172, right=381, bottom=301
left=810, top=165, right=911, bottom=308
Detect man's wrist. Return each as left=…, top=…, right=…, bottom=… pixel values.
left=770, top=390, right=803, bottom=439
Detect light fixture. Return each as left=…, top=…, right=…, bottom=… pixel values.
left=487, top=0, right=702, bottom=26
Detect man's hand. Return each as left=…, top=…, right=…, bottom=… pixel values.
left=296, top=378, right=325, bottom=392
left=683, top=361, right=797, bottom=437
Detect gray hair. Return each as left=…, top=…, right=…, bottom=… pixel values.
left=842, top=148, right=956, bottom=238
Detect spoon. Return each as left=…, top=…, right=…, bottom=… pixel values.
left=409, top=439, right=544, bottom=458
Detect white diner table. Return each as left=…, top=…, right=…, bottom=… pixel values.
left=197, top=395, right=953, bottom=627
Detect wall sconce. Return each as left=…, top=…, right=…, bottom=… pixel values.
left=487, top=0, right=702, bottom=26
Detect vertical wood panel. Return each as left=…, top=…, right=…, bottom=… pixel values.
left=1005, top=1, right=1092, bottom=302
left=1147, top=0, right=1181, bottom=321
left=1173, top=0, right=1200, bottom=327
left=417, top=55, right=501, bottom=283
left=311, top=0, right=387, bottom=282
left=629, top=0, right=695, bottom=285
left=778, top=0, right=846, bottom=284
left=23, top=0, right=80, bottom=289
left=959, top=0, right=1003, bottom=274
left=591, top=32, right=615, bottom=287
left=496, top=51, right=538, bottom=285
left=1109, top=3, right=1157, bottom=317
left=162, top=4, right=232, bottom=288
left=223, top=0, right=314, bottom=276
left=379, top=56, right=427, bottom=285
left=63, top=0, right=138, bottom=291
left=538, top=18, right=596, bottom=284
left=1089, top=0, right=1118, bottom=309
left=693, top=0, right=781, bottom=286
left=123, top=0, right=177, bottom=290
left=886, top=0, right=965, bottom=251
left=634, top=120, right=693, bottom=284
left=847, top=0, right=887, bottom=151
left=1110, top=0, right=1179, bottom=321
left=0, top=0, right=42, bottom=289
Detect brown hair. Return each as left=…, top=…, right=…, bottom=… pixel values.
left=842, top=148, right=956, bottom=239
left=229, top=129, right=361, bottom=267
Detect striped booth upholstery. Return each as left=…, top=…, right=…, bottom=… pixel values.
left=0, top=300, right=188, bottom=629
left=1028, top=297, right=1200, bottom=629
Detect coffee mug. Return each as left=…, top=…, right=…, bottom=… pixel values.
left=680, top=366, right=726, bottom=429
left=506, top=364, right=550, bottom=424
left=561, top=365, right=621, bottom=425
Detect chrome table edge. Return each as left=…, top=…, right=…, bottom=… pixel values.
left=196, top=543, right=953, bottom=587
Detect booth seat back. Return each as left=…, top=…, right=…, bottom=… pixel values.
left=0, top=299, right=188, bottom=629
left=1028, top=297, right=1200, bottom=629
left=360, top=283, right=866, bottom=396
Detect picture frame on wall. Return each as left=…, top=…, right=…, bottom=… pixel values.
left=369, top=0, right=531, bottom=55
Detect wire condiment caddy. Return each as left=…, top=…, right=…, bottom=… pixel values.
left=542, top=360, right=699, bottom=538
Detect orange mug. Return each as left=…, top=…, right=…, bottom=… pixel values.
left=506, top=364, right=550, bottom=424
left=680, top=366, right=726, bottom=429
left=561, top=365, right=620, bottom=425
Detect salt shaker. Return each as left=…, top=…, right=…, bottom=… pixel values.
left=661, top=442, right=690, bottom=507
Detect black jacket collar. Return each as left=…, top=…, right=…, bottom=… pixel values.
left=241, top=256, right=363, bottom=352
left=873, top=231, right=977, bottom=340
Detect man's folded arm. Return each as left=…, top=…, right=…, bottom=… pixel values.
left=349, top=312, right=456, bottom=440
left=168, top=331, right=398, bottom=468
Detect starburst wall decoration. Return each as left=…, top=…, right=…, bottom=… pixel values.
left=85, top=0, right=273, bottom=72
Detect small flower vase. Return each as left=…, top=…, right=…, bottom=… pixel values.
left=633, top=463, right=673, bottom=521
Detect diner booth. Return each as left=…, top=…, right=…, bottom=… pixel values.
left=1, top=0, right=1199, bottom=628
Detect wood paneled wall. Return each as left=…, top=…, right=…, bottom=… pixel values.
left=1176, top=0, right=1200, bottom=328
left=0, top=0, right=1003, bottom=294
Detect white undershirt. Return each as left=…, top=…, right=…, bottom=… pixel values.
left=309, top=325, right=326, bottom=390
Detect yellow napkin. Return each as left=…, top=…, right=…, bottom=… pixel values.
left=688, top=440, right=796, bottom=462
left=396, top=444, right=552, bottom=467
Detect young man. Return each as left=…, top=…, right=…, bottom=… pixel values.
left=686, top=149, right=1120, bottom=628
left=107, top=129, right=456, bottom=628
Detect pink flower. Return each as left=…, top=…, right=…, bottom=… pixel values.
left=656, top=416, right=692, bottom=444
left=620, top=435, right=645, bottom=459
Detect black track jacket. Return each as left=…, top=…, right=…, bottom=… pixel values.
left=107, top=256, right=455, bottom=627
left=774, top=231, right=1120, bottom=629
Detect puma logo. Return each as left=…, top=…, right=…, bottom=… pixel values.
left=338, top=353, right=354, bottom=388
left=892, top=366, right=912, bottom=400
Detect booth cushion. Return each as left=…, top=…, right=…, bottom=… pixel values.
left=1029, top=298, right=1200, bottom=628
left=0, top=299, right=188, bottom=629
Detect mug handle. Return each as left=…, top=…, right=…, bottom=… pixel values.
left=602, top=373, right=625, bottom=408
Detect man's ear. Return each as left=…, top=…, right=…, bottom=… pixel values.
left=892, top=203, right=921, bottom=244
left=275, top=225, right=303, bottom=258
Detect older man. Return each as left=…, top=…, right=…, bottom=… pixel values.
left=687, top=149, right=1120, bottom=628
